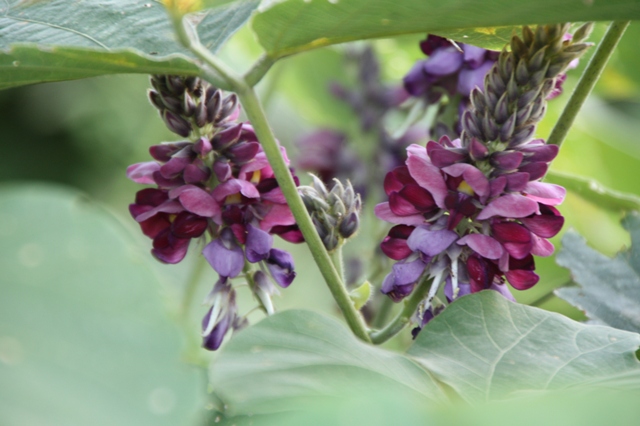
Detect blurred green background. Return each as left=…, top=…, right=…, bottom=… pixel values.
left=1, top=21, right=640, bottom=425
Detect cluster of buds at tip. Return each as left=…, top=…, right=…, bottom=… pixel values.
left=461, top=22, right=593, bottom=149
left=149, top=74, right=239, bottom=138
left=300, top=175, right=362, bottom=252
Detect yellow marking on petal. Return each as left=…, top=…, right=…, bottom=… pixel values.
left=225, top=193, right=242, bottom=205
left=250, top=170, right=261, bottom=184
left=168, top=214, right=177, bottom=223
left=474, top=27, right=498, bottom=35
left=457, top=180, right=475, bottom=196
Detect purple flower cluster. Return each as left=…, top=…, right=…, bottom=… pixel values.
left=127, top=76, right=302, bottom=350
left=376, top=23, right=592, bottom=335
left=377, top=135, right=564, bottom=302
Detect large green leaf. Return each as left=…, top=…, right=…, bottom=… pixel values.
left=408, top=291, right=640, bottom=403
left=0, top=184, right=202, bottom=426
left=556, top=213, right=640, bottom=334
left=0, top=0, right=259, bottom=89
left=209, top=309, right=448, bottom=418
left=252, top=0, right=640, bottom=58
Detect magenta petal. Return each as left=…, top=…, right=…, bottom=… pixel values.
left=374, top=203, right=425, bottom=225
left=505, top=270, right=539, bottom=290
left=530, top=235, right=555, bottom=257
left=476, top=194, right=540, bottom=220
left=518, top=162, right=547, bottom=181
left=259, top=203, right=296, bottom=231
left=160, top=156, right=190, bottom=179
left=213, top=179, right=260, bottom=202
left=406, top=144, right=448, bottom=208
left=489, top=176, right=507, bottom=199
left=170, top=186, right=219, bottom=217
left=381, top=237, right=413, bottom=260
left=407, top=226, right=458, bottom=257
left=127, top=162, right=160, bottom=184
left=202, top=238, right=244, bottom=278
left=524, top=182, right=566, bottom=206
left=389, top=192, right=421, bottom=216
left=457, top=234, right=503, bottom=259
left=442, top=163, right=490, bottom=197
left=504, top=172, right=530, bottom=192
left=521, top=144, right=559, bottom=162
left=152, top=230, right=190, bottom=264
left=135, top=200, right=183, bottom=222
left=492, top=222, right=533, bottom=259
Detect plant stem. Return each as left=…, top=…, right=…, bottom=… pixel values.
left=330, top=245, right=346, bottom=285
left=547, top=21, right=630, bottom=148
left=238, top=87, right=371, bottom=343
left=171, top=16, right=372, bottom=343
left=369, top=275, right=433, bottom=344
left=244, top=54, right=276, bottom=87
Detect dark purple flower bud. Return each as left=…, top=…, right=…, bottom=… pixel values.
left=504, top=172, right=530, bottom=192
left=206, top=90, right=222, bottom=123
left=213, top=123, right=243, bottom=150
left=520, top=141, right=558, bottom=162
left=162, top=110, right=192, bottom=137
left=520, top=204, right=564, bottom=238
left=426, top=141, right=467, bottom=167
left=149, top=142, right=188, bottom=162
left=467, top=254, right=498, bottom=293
left=171, top=211, right=208, bottom=239
left=338, top=211, right=359, bottom=239
left=202, top=228, right=245, bottom=278
left=491, top=221, right=533, bottom=260
left=245, top=224, right=274, bottom=263
left=505, top=254, right=539, bottom=290
left=508, top=125, right=535, bottom=147
left=380, top=225, right=415, bottom=260
left=152, top=229, right=190, bottom=264
left=266, top=248, right=296, bottom=288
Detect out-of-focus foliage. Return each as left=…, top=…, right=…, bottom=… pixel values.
left=557, top=213, right=640, bottom=333
left=0, top=185, right=203, bottom=425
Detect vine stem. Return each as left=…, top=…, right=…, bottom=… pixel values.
left=170, top=15, right=372, bottom=343
left=547, top=21, right=630, bottom=148
left=369, top=275, right=433, bottom=344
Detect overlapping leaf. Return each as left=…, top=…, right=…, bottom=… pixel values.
left=252, top=0, right=640, bottom=58
left=0, top=0, right=258, bottom=89
left=556, top=212, right=640, bottom=334
left=409, top=291, right=640, bottom=403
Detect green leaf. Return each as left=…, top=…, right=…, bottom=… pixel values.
left=0, top=0, right=259, bottom=89
left=0, top=184, right=202, bottom=426
left=408, top=291, right=640, bottom=403
left=556, top=212, right=640, bottom=334
left=252, top=0, right=640, bottom=59
left=210, top=309, right=448, bottom=418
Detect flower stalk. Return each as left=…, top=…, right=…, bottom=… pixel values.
left=169, top=14, right=372, bottom=343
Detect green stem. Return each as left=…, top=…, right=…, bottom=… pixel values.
left=244, top=54, right=276, bottom=87
left=238, top=87, right=371, bottom=343
left=330, top=245, right=346, bottom=286
left=369, top=275, right=433, bottom=344
left=171, top=15, right=371, bottom=343
left=547, top=21, right=630, bottom=148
